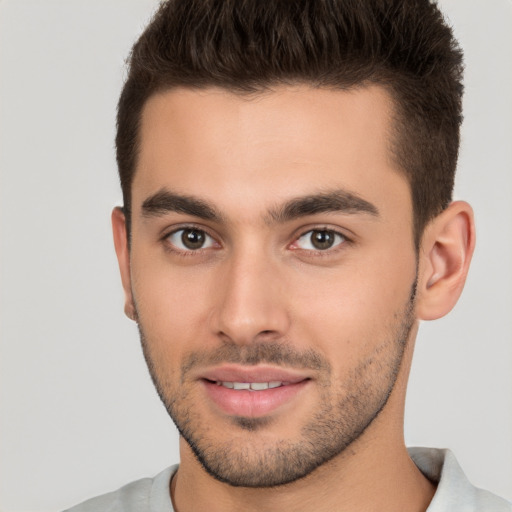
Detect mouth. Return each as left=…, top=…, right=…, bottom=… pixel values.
left=211, top=380, right=290, bottom=390
left=199, top=366, right=311, bottom=418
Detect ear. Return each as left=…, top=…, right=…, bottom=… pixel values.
left=416, top=201, right=476, bottom=321
left=112, top=207, right=137, bottom=321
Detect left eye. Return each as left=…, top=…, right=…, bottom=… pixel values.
left=294, top=229, right=345, bottom=251
left=166, top=228, right=216, bottom=251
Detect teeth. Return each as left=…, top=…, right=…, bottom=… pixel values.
left=217, top=381, right=284, bottom=390
left=249, top=382, right=269, bottom=391
left=233, top=382, right=251, bottom=390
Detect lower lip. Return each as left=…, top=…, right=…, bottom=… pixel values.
left=202, top=380, right=310, bottom=418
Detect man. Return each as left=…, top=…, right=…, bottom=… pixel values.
left=65, top=0, right=511, bottom=511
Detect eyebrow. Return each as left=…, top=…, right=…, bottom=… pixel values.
left=266, top=190, right=379, bottom=223
left=141, top=188, right=379, bottom=224
left=142, top=189, right=223, bottom=222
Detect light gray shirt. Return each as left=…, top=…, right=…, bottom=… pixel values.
left=64, top=447, right=512, bottom=511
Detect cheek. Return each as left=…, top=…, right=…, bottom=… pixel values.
left=288, top=253, right=416, bottom=361
left=131, top=255, right=214, bottom=359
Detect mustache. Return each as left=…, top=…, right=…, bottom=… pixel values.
left=180, top=342, right=331, bottom=380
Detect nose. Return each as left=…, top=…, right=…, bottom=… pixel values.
left=210, top=247, right=291, bottom=345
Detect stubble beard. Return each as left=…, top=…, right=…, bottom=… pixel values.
left=136, top=287, right=416, bottom=488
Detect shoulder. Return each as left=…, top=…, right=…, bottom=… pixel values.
left=409, top=447, right=512, bottom=512
left=63, top=465, right=178, bottom=512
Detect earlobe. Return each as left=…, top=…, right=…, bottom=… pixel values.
left=112, top=207, right=137, bottom=322
left=416, top=201, right=476, bottom=321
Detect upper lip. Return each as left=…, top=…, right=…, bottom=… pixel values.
left=197, top=365, right=311, bottom=384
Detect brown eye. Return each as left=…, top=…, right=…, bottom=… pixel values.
left=311, top=230, right=335, bottom=250
left=295, top=229, right=345, bottom=251
left=181, top=229, right=205, bottom=249
left=167, top=228, right=215, bottom=251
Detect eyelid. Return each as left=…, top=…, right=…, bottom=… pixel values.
left=289, top=226, right=352, bottom=253
left=160, top=223, right=352, bottom=255
left=162, top=224, right=220, bottom=253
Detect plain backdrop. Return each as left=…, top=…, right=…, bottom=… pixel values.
left=1, top=1, right=511, bottom=510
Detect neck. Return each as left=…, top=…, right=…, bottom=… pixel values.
left=173, top=432, right=435, bottom=512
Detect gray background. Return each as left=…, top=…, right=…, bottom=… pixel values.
left=1, top=1, right=511, bottom=510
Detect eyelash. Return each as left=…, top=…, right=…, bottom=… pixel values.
left=291, top=228, right=349, bottom=255
left=162, top=224, right=218, bottom=257
left=161, top=225, right=351, bottom=257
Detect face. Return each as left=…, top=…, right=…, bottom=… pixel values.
left=121, top=85, right=418, bottom=487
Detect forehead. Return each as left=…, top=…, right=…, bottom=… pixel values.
left=133, top=85, right=408, bottom=219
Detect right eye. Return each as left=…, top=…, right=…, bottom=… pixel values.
left=166, top=228, right=216, bottom=251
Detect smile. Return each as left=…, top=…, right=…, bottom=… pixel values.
left=215, top=381, right=287, bottom=390
left=202, top=378, right=310, bottom=417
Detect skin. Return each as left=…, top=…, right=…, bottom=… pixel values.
left=112, top=85, right=475, bottom=512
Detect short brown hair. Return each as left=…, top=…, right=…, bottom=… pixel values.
left=116, top=0, right=464, bottom=243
